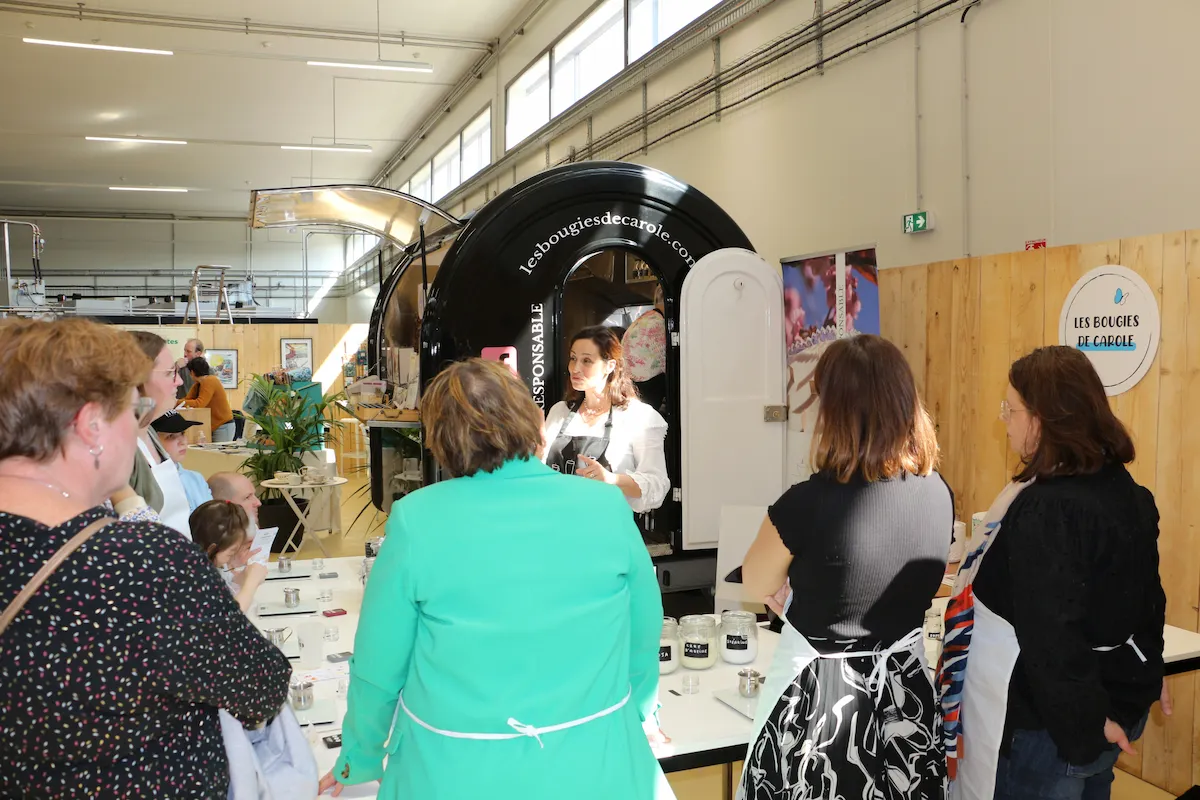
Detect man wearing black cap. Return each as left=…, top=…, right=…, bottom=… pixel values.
left=151, top=411, right=213, bottom=512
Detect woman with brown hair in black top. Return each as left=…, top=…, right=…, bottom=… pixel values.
left=739, top=334, right=952, bottom=799
left=940, top=346, right=1166, bottom=800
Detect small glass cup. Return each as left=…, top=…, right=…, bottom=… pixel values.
left=311, top=557, right=325, bottom=571
left=681, top=673, right=701, bottom=695
left=289, top=678, right=314, bottom=711
left=323, top=626, right=340, bottom=642
left=336, top=677, right=350, bottom=698
left=317, top=589, right=334, bottom=604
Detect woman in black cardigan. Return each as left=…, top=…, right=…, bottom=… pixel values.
left=941, top=346, right=1166, bottom=800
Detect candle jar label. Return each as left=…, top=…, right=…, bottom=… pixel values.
left=659, top=646, right=672, bottom=662
left=725, top=635, right=749, bottom=651
left=684, top=641, right=709, bottom=659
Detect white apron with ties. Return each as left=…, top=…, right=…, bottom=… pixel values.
left=950, top=599, right=1147, bottom=800
left=138, top=437, right=192, bottom=540
left=736, top=617, right=936, bottom=800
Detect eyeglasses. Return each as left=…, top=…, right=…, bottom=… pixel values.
left=132, top=397, right=157, bottom=424
left=999, top=399, right=1027, bottom=422
left=153, top=367, right=178, bottom=380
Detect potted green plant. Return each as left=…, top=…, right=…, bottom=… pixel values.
left=239, top=374, right=346, bottom=550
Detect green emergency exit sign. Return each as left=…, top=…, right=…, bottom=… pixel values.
left=903, top=211, right=933, bottom=234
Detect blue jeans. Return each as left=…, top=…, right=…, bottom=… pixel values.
left=993, top=714, right=1148, bottom=800
left=212, top=421, right=236, bottom=442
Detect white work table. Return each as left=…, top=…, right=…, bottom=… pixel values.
left=1164, top=624, right=1200, bottom=675
left=247, top=557, right=777, bottom=797
left=248, top=556, right=1200, bottom=797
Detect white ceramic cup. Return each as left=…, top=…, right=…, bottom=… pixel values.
left=297, top=621, right=325, bottom=669
left=971, top=512, right=986, bottom=545
left=949, top=521, right=966, bottom=563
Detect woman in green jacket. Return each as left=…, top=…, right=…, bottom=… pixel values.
left=320, top=358, right=672, bottom=799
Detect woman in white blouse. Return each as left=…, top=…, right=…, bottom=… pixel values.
left=541, top=326, right=670, bottom=513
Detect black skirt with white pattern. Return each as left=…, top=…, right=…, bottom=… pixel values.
left=739, top=644, right=946, bottom=800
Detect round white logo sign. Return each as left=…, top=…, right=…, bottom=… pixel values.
left=1058, top=265, right=1160, bottom=396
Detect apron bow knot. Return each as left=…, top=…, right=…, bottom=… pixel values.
left=506, top=718, right=546, bottom=748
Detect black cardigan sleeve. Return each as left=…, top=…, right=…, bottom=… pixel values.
left=1005, top=493, right=1112, bottom=764
left=1134, top=485, right=1166, bottom=685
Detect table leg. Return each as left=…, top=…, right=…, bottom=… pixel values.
left=296, top=488, right=332, bottom=559
left=278, top=491, right=307, bottom=555
left=723, top=762, right=733, bottom=800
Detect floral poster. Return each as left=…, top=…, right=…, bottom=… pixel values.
left=781, top=247, right=880, bottom=484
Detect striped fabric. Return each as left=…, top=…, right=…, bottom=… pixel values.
left=937, top=480, right=1030, bottom=779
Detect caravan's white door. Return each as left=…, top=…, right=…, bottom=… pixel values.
left=679, top=248, right=786, bottom=550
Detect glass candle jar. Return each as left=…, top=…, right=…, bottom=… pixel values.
left=719, top=610, right=759, bottom=664
left=679, top=614, right=718, bottom=670
left=659, top=617, right=680, bottom=675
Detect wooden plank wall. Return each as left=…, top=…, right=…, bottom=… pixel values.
left=192, top=324, right=360, bottom=408
left=880, top=232, right=1198, bottom=793
left=134, top=323, right=370, bottom=468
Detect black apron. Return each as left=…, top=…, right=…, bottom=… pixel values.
left=545, top=404, right=613, bottom=476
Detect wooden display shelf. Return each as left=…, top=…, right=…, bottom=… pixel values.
left=335, top=400, right=419, bottom=423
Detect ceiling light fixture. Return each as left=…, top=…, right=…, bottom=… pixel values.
left=307, top=59, right=432, bottom=74
left=280, top=144, right=373, bottom=153
left=87, top=136, right=187, bottom=145
left=109, top=186, right=188, bottom=193
left=24, top=38, right=173, bottom=56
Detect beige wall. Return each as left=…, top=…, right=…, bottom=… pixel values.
left=392, top=0, right=1200, bottom=270
left=314, top=286, right=379, bottom=325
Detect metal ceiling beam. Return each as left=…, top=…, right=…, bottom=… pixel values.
left=38, top=269, right=341, bottom=278
left=0, top=209, right=249, bottom=223
left=370, top=0, right=775, bottom=188
left=0, top=1, right=495, bottom=51
left=416, top=0, right=776, bottom=204
left=370, top=0, right=557, bottom=184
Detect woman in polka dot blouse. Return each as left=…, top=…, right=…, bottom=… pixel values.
left=0, top=318, right=292, bottom=800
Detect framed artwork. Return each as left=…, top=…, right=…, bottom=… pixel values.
left=625, top=256, right=656, bottom=284
left=281, top=338, right=314, bottom=383
left=207, top=349, right=238, bottom=390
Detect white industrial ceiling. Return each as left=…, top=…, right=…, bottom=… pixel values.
left=0, top=0, right=530, bottom=215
